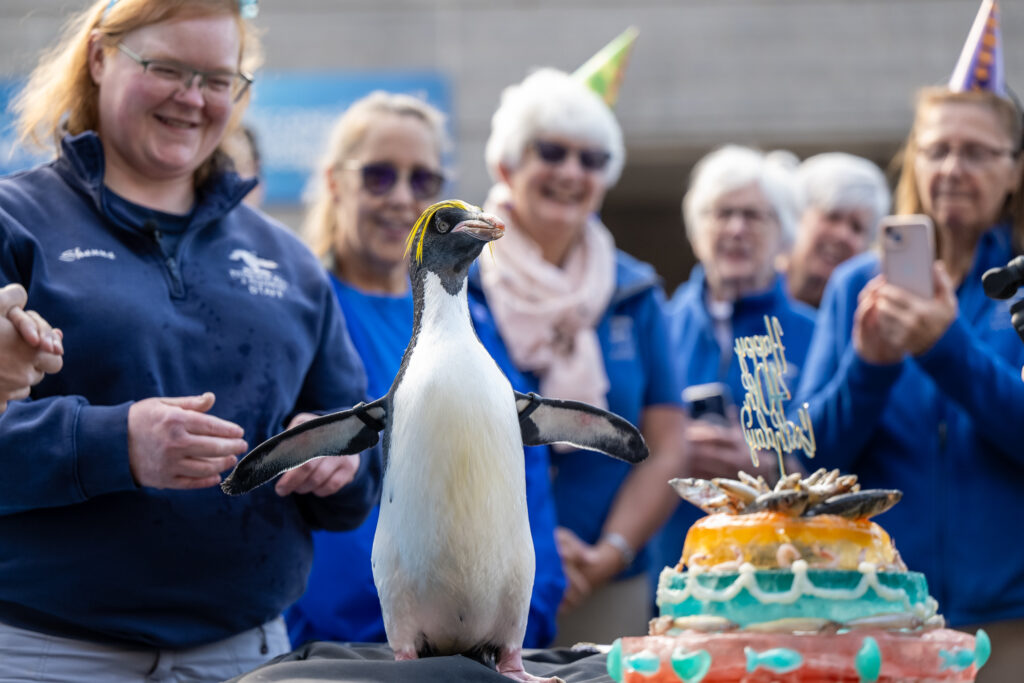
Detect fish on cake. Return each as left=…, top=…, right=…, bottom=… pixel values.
left=222, top=200, right=649, bottom=683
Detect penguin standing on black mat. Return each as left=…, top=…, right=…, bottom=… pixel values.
left=223, top=199, right=648, bottom=683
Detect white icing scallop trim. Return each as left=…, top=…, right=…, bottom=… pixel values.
left=657, top=561, right=935, bottom=619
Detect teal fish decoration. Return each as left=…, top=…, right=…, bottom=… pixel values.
left=607, top=639, right=624, bottom=683
left=671, top=647, right=712, bottom=683
left=975, top=629, right=991, bottom=669
left=625, top=649, right=661, bottom=676
left=744, top=646, right=803, bottom=674
left=855, top=636, right=882, bottom=682
left=939, top=647, right=975, bottom=672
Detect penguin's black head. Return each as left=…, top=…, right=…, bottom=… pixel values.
left=405, top=200, right=505, bottom=280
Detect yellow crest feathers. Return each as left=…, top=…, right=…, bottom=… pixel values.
left=404, top=199, right=480, bottom=264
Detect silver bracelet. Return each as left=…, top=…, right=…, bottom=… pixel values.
left=601, top=532, right=636, bottom=566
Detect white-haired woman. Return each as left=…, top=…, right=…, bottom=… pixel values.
left=782, top=152, right=891, bottom=307
left=284, top=90, right=565, bottom=649
left=651, top=145, right=816, bottom=577
left=467, top=67, right=687, bottom=645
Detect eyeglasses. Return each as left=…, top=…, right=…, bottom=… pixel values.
left=116, top=43, right=253, bottom=104
left=706, top=205, right=776, bottom=226
left=531, top=140, right=611, bottom=172
left=342, top=160, right=445, bottom=200
left=916, top=142, right=1018, bottom=169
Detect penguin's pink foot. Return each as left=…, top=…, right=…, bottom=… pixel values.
left=496, top=648, right=565, bottom=683
left=393, top=647, right=417, bottom=661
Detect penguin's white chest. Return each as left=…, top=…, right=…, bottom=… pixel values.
left=373, top=273, right=533, bottom=650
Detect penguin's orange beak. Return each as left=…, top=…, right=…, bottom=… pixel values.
left=452, top=212, right=505, bottom=242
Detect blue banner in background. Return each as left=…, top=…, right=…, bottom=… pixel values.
left=0, top=81, right=50, bottom=177
left=0, top=71, right=452, bottom=206
left=245, top=71, right=452, bottom=205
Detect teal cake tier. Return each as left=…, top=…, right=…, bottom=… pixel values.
left=657, top=561, right=938, bottom=628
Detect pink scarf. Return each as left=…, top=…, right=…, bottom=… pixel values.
left=479, top=184, right=617, bottom=409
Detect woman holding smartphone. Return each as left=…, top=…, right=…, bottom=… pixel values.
left=794, top=80, right=1024, bottom=682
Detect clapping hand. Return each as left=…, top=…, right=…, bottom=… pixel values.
left=128, top=392, right=247, bottom=490
left=0, top=283, right=63, bottom=411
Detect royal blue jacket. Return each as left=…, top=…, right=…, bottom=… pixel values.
left=468, top=251, right=683, bottom=581
left=794, top=225, right=1024, bottom=626
left=651, top=268, right=816, bottom=579
left=0, top=133, right=381, bottom=649
left=285, top=276, right=565, bottom=648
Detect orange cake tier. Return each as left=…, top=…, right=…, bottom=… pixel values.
left=680, top=512, right=900, bottom=572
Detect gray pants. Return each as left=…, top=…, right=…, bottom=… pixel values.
left=0, top=617, right=290, bottom=683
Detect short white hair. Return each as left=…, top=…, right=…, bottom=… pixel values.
left=485, top=67, right=625, bottom=186
left=795, top=153, right=891, bottom=240
left=682, top=145, right=799, bottom=247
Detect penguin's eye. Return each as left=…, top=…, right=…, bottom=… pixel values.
left=436, top=219, right=450, bottom=234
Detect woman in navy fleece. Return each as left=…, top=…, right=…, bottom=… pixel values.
left=284, top=91, right=565, bottom=650
left=0, top=1, right=380, bottom=680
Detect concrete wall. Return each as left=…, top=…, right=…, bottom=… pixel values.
left=3, top=0, right=1021, bottom=289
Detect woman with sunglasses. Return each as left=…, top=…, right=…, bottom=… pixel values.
left=794, top=86, right=1024, bottom=682
left=468, top=68, right=687, bottom=645
left=0, top=1, right=381, bottom=679
left=287, top=91, right=565, bottom=650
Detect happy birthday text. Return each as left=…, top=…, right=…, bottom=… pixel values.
left=734, top=315, right=816, bottom=472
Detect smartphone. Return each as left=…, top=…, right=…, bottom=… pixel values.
left=682, top=383, right=731, bottom=425
left=880, top=215, right=935, bottom=299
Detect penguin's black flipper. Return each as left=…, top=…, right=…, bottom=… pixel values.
left=514, top=391, right=649, bottom=464
left=221, top=397, right=389, bottom=495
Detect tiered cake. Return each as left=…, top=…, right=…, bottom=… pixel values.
left=607, top=469, right=989, bottom=683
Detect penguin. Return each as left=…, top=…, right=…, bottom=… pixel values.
left=222, top=199, right=648, bottom=683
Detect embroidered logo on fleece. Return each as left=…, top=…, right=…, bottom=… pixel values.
left=228, top=249, right=289, bottom=298
left=608, top=315, right=637, bottom=360
left=59, top=247, right=116, bottom=262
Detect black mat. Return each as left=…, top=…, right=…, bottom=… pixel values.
left=226, top=641, right=616, bottom=682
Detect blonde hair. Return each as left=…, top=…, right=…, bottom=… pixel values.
left=12, top=0, right=263, bottom=183
left=303, top=91, right=448, bottom=258
left=893, top=87, right=1024, bottom=251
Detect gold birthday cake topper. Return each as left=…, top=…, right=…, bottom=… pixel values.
left=734, top=315, right=816, bottom=475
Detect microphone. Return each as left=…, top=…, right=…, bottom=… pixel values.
left=982, top=255, right=1024, bottom=344
left=982, top=255, right=1024, bottom=300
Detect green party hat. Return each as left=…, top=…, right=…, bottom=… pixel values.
left=572, top=26, right=639, bottom=107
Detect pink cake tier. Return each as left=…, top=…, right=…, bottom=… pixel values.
left=608, top=630, right=987, bottom=682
